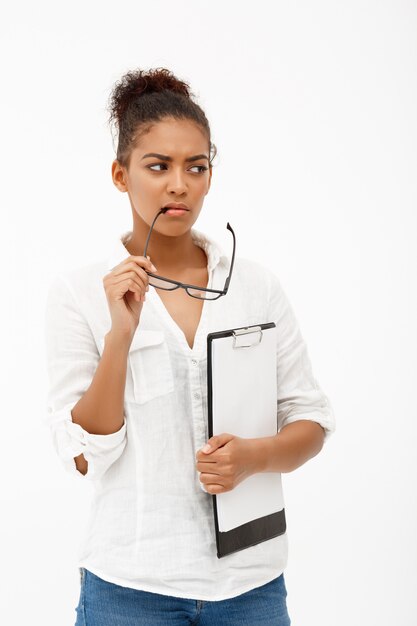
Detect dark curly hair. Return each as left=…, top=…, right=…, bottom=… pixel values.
left=107, top=67, right=217, bottom=170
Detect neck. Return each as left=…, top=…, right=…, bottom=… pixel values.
left=123, top=222, right=206, bottom=274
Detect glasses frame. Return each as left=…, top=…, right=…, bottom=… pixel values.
left=142, top=208, right=236, bottom=300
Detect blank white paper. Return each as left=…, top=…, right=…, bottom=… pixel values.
left=210, top=326, right=285, bottom=532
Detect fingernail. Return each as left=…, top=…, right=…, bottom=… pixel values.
left=202, top=444, right=211, bottom=453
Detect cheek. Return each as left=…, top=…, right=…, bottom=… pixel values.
left=197, top=176, right=210, bottom=192
left=139, top=175, right=162, bottom=194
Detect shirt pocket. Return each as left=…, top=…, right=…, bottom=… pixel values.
left=127, top=329, right=175, bottom=405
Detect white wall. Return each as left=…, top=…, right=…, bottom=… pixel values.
left=1, top=1, right=416, bottom=624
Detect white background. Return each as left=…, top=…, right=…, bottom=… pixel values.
left=1, top=1, right=416, bottom=624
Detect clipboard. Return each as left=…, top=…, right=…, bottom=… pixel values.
left=207, top=322, right=287, bottom=558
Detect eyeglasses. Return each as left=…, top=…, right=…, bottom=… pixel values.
left=142, top=208, right=236, bottom=300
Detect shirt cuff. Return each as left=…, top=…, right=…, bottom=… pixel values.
left=45, top=405, right=127, bottom=480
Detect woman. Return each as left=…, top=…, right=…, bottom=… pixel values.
left=45, top=67, right=336, bottom=625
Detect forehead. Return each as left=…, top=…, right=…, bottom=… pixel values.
left=135, top=118, right=208, bottom=154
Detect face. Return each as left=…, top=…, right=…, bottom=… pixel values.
left=112, top=117, right=212, bottom=237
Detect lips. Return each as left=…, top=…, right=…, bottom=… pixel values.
left=162, top=203, right=189, bottom=210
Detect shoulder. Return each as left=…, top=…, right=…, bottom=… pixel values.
left=49, top=257, right=108, bottom=299
left=230, top=255, right=283, bottom=295
left=225, top=255, right=290, bottom=323
left=45, top=256, right=112, bottom=341
left=46, top=257, right=109, bottom=330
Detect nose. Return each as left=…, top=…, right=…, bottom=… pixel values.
left=167, top=167, right=187, bottom=195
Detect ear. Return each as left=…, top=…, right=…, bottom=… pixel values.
left=112, top=159, right=128, bottom=193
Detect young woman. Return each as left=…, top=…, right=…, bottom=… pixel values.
left=45, top=67, right=336, bottom=625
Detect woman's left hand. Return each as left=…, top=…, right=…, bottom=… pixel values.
left=195, top=433, right=259, bottom=494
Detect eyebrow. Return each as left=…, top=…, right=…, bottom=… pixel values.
left=141, top=152, right=209, bottom=163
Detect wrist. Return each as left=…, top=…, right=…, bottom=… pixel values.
left=251, top=435, right=288, bottom=474
left=249, top=436, right=272, bottom=474
left=105, top=328, right=134, bottom=350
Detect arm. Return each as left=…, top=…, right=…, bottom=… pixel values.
left=268, top=270, right=336, bottom=447
left=196, top=265, right=336, bottom=492
left=250, top=420, right=326, bottom=474
left=238, top=269, right=336, bottom=479
left=196, top=272, right=336, bottom=493
left=196, top=421, right=325, bottom=493
left=70, top=329, right=131, bottom=474
left=44, top=273, right=130, bottom=480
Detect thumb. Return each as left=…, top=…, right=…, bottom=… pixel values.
left=201, top=433, right=234, bottom=454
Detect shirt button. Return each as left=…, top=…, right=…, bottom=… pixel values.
left=191, top=359, right=198, bottom=366
left=194, top=392, right=200, bottom=400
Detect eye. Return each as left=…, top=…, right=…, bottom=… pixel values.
left=148, top=163, right=166, bottom=171
left=147, top=163, right=208, bottom=173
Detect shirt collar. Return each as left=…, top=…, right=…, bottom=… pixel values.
left=106, top=227, right=230, bottom=274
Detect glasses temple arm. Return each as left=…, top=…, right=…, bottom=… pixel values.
left=143, top=209, right=167, bottom=258
left=223, top=222, right=236, bottom=294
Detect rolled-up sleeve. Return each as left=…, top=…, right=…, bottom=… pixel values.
left=267, top=271, right=336, bottom=444
left=44, top=273, right=127, bottom=480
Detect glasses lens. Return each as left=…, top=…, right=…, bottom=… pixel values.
left=186, top=288, right=221, bottom=300
left=148, top=275, right=178, bottom=290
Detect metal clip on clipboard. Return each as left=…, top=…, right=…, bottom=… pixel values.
left=232, top=325, right=263, bottom=349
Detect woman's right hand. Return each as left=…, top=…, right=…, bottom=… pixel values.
left=103, top=254, right=157, bottom=339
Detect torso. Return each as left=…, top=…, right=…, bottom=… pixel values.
left=154, top=266, right=209, bottom=351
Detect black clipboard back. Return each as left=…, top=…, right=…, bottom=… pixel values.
left=207, top=322, right=286, bottom=558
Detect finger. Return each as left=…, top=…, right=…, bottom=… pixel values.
left=199, top=472, right=223, bottom=484
left=112, top=270, right=148, bottom=293
left=115, top=254, right=156, bottom=271
left=129, top=255, right=157, bottom=273
left=108, top=276, right=144, bottom=302
left=111, top=261, right=151, bottom=286
left=196, top=462, right=219, bottom=472
left=200, top=477, right=226, bottom=492
left=202, top=433, right=234, bottom=453
left=206, top=484, right=227, bottom=494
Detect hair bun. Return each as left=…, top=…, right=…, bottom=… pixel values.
left=107, top=66, right=216, bottom=170
left=109, top=67, right=193, bottom=127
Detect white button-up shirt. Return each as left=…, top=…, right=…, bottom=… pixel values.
left=44, top=227, right=336, bottom=601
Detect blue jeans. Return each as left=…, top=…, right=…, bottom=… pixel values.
left=75, top=567, right=291, bottom=625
